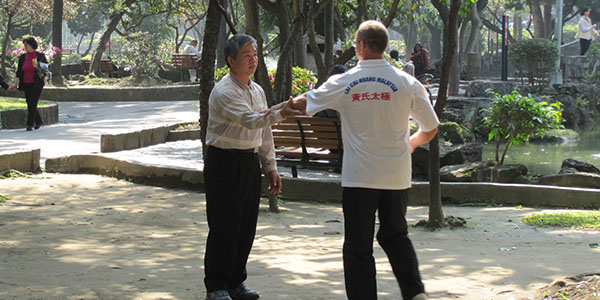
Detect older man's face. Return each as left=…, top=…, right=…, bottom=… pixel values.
left=229, top=42, right=258, bottom=79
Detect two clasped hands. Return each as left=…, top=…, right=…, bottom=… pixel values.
left=262, top=94, right=308, bottom=120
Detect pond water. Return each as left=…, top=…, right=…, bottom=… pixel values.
left=481, top=128, right=600, bottom=175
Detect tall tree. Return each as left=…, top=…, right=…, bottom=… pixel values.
left=198, top=0, right=222, bottom=152
left=428, top=0, right=463, bottom=228
left=51, top=0, right=64, bottom=86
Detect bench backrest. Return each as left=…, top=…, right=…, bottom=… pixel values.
left=79, top=59, right=114, bottom=73
left=172, top=53, right=198, bottom=69
left=272, top=116, right=342, bottom=161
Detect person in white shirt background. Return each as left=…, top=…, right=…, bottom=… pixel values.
left=182, top=40, right=201, bottom=82
left=578, top=7, right=597, bottom=55
left=203, top=34, right=301, bottom=300
left=291, top=20, right=439, bottom=300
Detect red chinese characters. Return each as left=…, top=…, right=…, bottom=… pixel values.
left=351, top=92, right=391, bottom=102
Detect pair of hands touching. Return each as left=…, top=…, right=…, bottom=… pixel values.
left=263, top=95, right=308, bottom=119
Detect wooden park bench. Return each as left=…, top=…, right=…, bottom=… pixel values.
left=80, top=59, right=117, bottom=76
left=272, top=116, right=343, bottom=178
left=172, top=53, right=199, bottom=81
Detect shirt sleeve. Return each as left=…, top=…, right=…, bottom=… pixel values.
left=410, top=81, right=439, bottom=132
left=580, top=17, right=592, bottom=32
left=213, top=88, right=284, bottom=129
left=258, top=126, right=277, bottom=172
left=305, top=74, right=346, bottom=116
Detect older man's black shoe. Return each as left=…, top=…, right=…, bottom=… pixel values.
left=228, top=283, right=259, bottom=300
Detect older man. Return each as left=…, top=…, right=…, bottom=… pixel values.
left=203, top=34, right=300, bottom=300
left=292, top=21, right=439, bottom=300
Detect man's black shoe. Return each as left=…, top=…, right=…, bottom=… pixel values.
left=26, top=127, right=33, bottom=131
left=228, top=283, right=259, bottom=300
left=206, top=290, right=232, bottom=300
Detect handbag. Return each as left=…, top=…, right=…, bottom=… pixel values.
left=36, top=62, right=52, bottom=83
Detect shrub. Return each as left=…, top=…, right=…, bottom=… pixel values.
left=119, top=32, right=164, bottom=78
left=508, top=38, right=558, bottom=86
left=214, top=65, right=230, bottom=82
left=269, top=66, right=317, bottom=97
left=481, top=89, right=563, bottom=165
left=62, top=53, right=82, bottom=65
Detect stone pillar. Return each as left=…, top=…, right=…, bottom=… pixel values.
left=466, top=52, right=481, bottom=80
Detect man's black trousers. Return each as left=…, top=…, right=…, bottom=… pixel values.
left=203, top=146, right=261, bottom=292
left=342, top=187, right=425, bottom=300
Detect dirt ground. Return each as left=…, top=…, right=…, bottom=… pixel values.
left=1, top=173, right=599, bottom=300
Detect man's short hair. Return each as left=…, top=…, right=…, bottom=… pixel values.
left=356, top=20, right=389, bottom=54
left=390, top=49, right=399, bottom=60
left=224, top=34, right=257, bottom=68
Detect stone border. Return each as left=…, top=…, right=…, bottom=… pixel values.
left=44, top=154, right=600, bottom=208
left=0, top=149, right=41, bottom=172
left=100, top=122, right=199, bottom=153
left=0, top=102, right=59, bottom=129
left=0, top=85, right=199, bottom=102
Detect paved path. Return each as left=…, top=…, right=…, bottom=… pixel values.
left=0, top=101, right=199, bottom=161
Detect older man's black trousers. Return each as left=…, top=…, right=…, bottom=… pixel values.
left=342, top=187, right=425, bottom=300
left=203, top=146, right=261, bottom=292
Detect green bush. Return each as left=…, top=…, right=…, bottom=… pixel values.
left=214, top=65, right=230, bottom=82
left=481, top=89, right=563, bottom=165
left=62, top=53, right=82, bottom=65
left=562, top=24, right=578, bottom=42
left=119, top=32, right=164, bottom=78
left=584, top=43, right=600, bottom=84
left=269, top=66, right=317, bottom=97
left=508, top=38, right=558, bottom=86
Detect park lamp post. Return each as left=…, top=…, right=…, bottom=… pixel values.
left=552, top=0, right=564, bottom=85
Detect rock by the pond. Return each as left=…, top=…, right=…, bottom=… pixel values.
left=535, top=172, right=600, bottom=189
left=474, top=164, right=528, bottom=183
left=441, top=107, right=465, bottom=123
left=561, top=158, right=600, bottom=174
left=466, top=80, right=518, bottom=97
left=440, top=160, right=497, bottom=182
left=529, top=129, right=579, bottom=144
left=413, top=143, right=483, bottom=179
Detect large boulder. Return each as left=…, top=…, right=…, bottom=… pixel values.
left=466, top=80, right=518, bottom=97
left=529, top=129, right=579, bottom=144
left=412, top=143, right=483, bottom=179
left=561, top=158, right=600, bottom=174
left=438, top=122, right=466, bottom=144
left=440, top=160, right=497, bottom=182
left=535, top=172, right=600, bottom=189
left=474, top=164, right=528, bottom=183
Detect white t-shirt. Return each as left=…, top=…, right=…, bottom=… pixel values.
left=306, top=59, right=439, bottom=190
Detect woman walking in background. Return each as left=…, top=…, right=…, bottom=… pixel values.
left=578, top=7, right=597, bottom=55
left=14, top=37, right=48, bottom=131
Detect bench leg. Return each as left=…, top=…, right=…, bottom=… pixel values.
left=292, top=166, right=298, bottom=178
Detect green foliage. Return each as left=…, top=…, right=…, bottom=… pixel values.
left=508, top=38, right=559, bottom=86
left=562, top=24, right=578, bottom=42
left=214, top=65, right=230, bottom=82
left=522, top=211, right=600, bottom=229
left=62, top=53, right=82, bottom=65
left=482, top=90, right=563, bottom=165
left=118, top=32, right=164, bottom=78
left=269, top=67, right=317, bottom=97
left=0, top=194, right=9, bottom=203
left=584, top=43, right=600, bottom=84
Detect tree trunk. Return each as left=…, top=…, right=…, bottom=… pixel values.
left=216, top=0, right=228, bottom=69
left=307, top=16, right=328, bottom=85
left=81, top=32, right=95, bottom=57
left=293, top=0, right=305, bottom=68
left=244, top=0, right=274, bottom=105
left=324, top=0, right=334, bottom=70
left=449, top=18, right=466, bottom=96
left=514, top=9, right=522, bottom=40
left=530, top=0, right=545, bottom=38
left=90, top=11, right=125, bottom=76
left=543, top=3, right=553, bottom=39
left=424, top=22, right=442, bottom=61
left=199, top=0, right=223, bottom=152
left=51, top=0, right=64, bottom=86
left=76, top=34, right=84, bottom=54
left=429, top=0, right=461, bottom=228
left=0, top=13, right=13, bottom=78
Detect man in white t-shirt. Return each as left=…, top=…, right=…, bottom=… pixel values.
left=292, top=20, right=439, bottom=300
left=182, top=40, right=201, bottom=56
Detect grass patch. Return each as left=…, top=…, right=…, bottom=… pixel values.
left=0, top=194, right=9, bottom=203
left=0, top=169, right=28, bottom=179
left=0, top=97, right=46, bottom=111
left=522, top=211, right=600, bottom=229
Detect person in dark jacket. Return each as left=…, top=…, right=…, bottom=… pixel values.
left=14, top=37, right=48, bottom=131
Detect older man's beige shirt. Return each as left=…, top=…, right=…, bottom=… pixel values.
left=206, top=73, right=283, bottom=172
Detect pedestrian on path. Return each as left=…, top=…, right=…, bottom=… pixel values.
left=14, top=37, right=48, bottom=131
left=203, top=33, right=302, bottom=300
left=291, top=20, right=439, bottom=300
